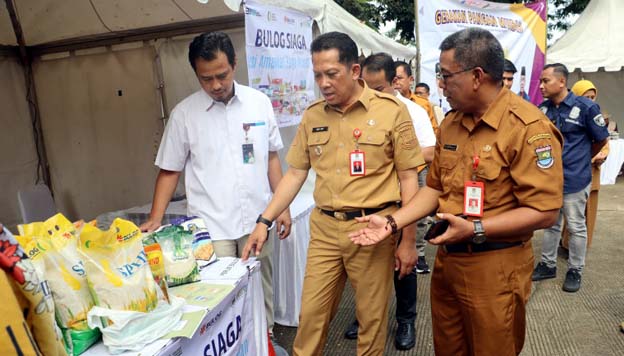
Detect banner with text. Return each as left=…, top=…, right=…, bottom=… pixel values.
left=418, top=0, right=546, bottom=110
left=245, top=0, right=315, bottom=128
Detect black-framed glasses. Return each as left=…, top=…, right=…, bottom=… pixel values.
left=436, top=67, right=476, bottom=82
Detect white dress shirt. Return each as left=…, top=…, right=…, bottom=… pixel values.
left=155, top=82, right=283, bottom=240
left=396, top=92, right=436, bottom=148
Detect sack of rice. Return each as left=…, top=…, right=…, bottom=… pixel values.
left=17, top=214, right=100, bottom=355
left=153, top=225, right=200, bottom=287
left=78, top=218, right=159, bottom=319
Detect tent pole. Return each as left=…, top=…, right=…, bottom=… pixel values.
left=4, top=0, right=52, bottom=190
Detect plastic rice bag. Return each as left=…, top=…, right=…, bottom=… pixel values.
left=78, top=218, right=159, bottom=318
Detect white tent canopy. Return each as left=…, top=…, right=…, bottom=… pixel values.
left=546, top=0, right=623, bottom=131
left=0, top=0, right=415, bottom=60
left=548, top=0, right=624, bottom=72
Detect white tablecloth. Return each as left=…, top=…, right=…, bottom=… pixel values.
left=600, top=138, right=624, bottom=185
left=272, top=191, right=314, bottom=327
left=85, top=260, right=268, bottom=356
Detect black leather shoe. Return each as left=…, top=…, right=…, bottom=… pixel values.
left=395, top=322, right=415, bottom=350
left=344, top=320, right=358, bottom=340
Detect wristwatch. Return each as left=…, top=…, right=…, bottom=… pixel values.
left=472, top=220, right=486, bottom=244
left=256, top=214, right=273, bottom=228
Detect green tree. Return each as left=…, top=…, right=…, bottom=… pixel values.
left=334, top=0, right=591, bottom=44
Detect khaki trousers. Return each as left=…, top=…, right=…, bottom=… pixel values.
left=293, top=206, right=398, bottom=356
left=212, top=230, right=275, bottom=332
left=431, top=241, right=534, bottom=356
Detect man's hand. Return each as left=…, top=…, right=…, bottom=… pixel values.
left=275, top=209, right=292, bottom=239
left=139, top=219, right=161, bottom=233
left=592, top=150, right=608, bottom=167
left=427, top=213, right=473, bottom=245
left=241, top=224, right=269, bottom=261
left=395, top=237, right=417, bottom=279
left=349, top=214, right=392, bottom=245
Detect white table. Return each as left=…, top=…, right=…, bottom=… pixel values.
left=86, top=259, right=268, bottom=356
left=272, top=191, right=314, bottom=327
left=600, top=138, right=624, bottom=185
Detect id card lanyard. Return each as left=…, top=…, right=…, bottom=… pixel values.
left=463, top=153, right=484, bottom=217
left=350, top=128, right=365, bottom=176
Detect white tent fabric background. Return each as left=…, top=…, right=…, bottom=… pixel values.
left=547, top=0, right=623, bottom=128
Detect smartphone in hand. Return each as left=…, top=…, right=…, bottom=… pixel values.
left=424, top=219, right=450, bottom=241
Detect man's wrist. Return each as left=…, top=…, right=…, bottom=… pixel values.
left=256, top=214, right=273, bottom=228
left=385, top=215, right=399, bottom=234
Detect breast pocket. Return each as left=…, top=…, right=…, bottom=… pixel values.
left=475, top=159, right=503, bottom=204
left=307, top=131, right=331, bottom=171
left=438, top=151, right=461, bottom=191
left=357, top=132, right=388, bottom=170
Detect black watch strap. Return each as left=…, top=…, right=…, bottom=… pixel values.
left=256, top=214, right=272, bottom=228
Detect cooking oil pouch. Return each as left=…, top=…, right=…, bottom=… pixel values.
left=18, top=214, right=100, bottom=355
left=79, top=218, right=159, bottom=318
left=178, top=217, right=215, bottom=262
left=153, top=225, right=199, bottom=287
left=142, top=236, right=170, bottom=303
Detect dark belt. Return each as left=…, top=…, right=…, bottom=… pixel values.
left=320, top=203, right=395, bottom=221
left=442, top=240, right=523, bottom=254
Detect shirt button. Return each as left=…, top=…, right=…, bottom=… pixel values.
left=338, top=143, right=344, bottom=148
left=367, top=136, right=372, bottom=141
left=336, top=169, right=341, bottom=174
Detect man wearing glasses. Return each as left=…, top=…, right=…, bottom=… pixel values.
left=350, top=28, right=563, bottom=355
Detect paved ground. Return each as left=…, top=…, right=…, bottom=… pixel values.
left=273, top=176, right=624, bottom=355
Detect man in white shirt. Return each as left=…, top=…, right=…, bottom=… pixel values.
left=342, top=52, right=435, bottom=350
left=140, top=31, right=291, bottom=335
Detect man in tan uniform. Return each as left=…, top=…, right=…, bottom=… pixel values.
left=350, top=28, right=564, bottom=356
left=242, top=32, right=424, bottom=355
left=394, top=61, right=439, bottom=134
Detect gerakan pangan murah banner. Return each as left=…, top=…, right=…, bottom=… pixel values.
left=245, top=0, right=315, bottom=128
left=418, top=0, right=546, bottom=110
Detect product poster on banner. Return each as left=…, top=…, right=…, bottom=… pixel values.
left=418, top=0, right=546, bottom=111
left=245, top=0, right=315, bottom=128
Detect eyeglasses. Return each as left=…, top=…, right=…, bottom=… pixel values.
left=436, top=67, right=476, bottom=82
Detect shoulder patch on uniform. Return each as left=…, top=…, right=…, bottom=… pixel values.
left=593, top=113, right=606, bottom=127
left=535, top=145, right=554, bottom=169
left=396, top=121, right=418, bottom=149
left=374, top=91, right=401, bottom=106
left=527, top=133, right=552, bottom=144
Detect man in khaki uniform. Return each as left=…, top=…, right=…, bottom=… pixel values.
left=350, top=28, right=564, bottom=356
left=394, top=61, right=439, bottom=134
left=242, top=32, right=424, bottom=355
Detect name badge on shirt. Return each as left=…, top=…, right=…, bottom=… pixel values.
left=242, top=143, right=255, bottom=164
left=350, top=150, right=365, bottom=176
left=463, top=181, right=484, bottom=217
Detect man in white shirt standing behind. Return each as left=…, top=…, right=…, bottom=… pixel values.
left=140, top=31, right=291, bottom=337
left=342, top=52, right=435, bottom=350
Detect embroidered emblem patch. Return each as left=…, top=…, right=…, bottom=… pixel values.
left=593, top=114, right=606, bottom=127
left=535, top=145, right=554, bottom=169
left=569, top=106, right=580, bottom=119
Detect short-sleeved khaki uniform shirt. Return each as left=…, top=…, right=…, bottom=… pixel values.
left=427, top=88, right=564, bottom=242
left=287, top=80, right=425, bottom=211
